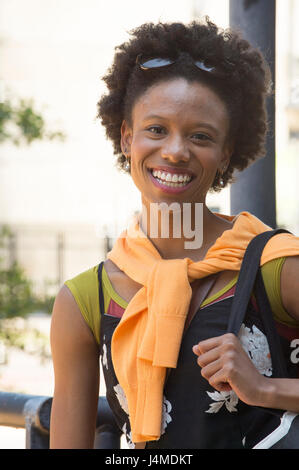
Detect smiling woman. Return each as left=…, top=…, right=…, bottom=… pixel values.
left=99, top=21, right=270, bottom=193
left=49, top=18, right=299, bottom=449
left=122, top=79, right=230, bottom=202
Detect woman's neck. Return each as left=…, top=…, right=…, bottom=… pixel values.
left=139, top=200, right=234, bottom=261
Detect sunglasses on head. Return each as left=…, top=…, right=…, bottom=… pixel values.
left=136, top=54, right=233, bottom=77
left=136, top=54, right=216, bottom=74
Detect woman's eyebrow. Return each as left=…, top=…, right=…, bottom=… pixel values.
left=142, top=114, right=166, bottom=122
left=192, top=122, right=220, bottom=136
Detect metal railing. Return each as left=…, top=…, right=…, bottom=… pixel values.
left=0, top=391, right=122, bottom=449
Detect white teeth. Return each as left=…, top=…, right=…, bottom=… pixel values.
left=152, top=170, right=192, bottom=184
left=157, top=180, right=186, bottom=187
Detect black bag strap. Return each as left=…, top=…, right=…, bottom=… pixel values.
left=227, top=228, right=292, bottom=378
left=97, top=261, right=105, bottom=316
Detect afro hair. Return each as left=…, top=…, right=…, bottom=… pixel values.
left=97, top=17, right=272, bottom=191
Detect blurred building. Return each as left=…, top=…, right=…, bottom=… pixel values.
left=0, top=0, right=297, bottom=296
left=275, top=0, right=299, bottom=234
left=0, top=0, right=194, bottom=293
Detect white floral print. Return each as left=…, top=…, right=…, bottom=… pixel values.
left=161, top=397, right=172, bottom=435
left=205, top=390, right=238, bottom=413
left=113, top=383, right=129, bottom=415
left=102, top=335, right=108, bottom=370
left=238, top=323, right=272, bottom=376
left=122, top=422, right=135, bottom=449
left=205, top=323, right=272, bottom=413
left=114, top=384, right=135, bottom=447
left=114, top=383, right=172, bottom=441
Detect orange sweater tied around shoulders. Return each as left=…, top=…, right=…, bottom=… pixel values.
left=107, top=211, right=299, bottom=443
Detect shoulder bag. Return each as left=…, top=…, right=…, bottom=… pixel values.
left=227, top=228, right=299, bottom=449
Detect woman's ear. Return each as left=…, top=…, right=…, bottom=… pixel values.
left=120, top=120, right=132, bottom=156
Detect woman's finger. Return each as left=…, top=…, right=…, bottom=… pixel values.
left=206, top=367, right=233, bottom=392
left=194, top=346, right=222, bottom=367
left=200, top=358, right=222, bottom=380
left=193, top=333, right=237, bottom=356
left=192, top=336, right=221, bottom=355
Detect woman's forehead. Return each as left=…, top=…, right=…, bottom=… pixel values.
left=132, top=78, right=229, bottom=129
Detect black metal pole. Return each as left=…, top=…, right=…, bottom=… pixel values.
left=229, top=0, right=277, bottom=228
left=0, top=392, right=121, bottom=449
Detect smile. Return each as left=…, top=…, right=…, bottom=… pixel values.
left=151, top=169, right=192, bottom=186
left=148, top=168, right=194, bottom=193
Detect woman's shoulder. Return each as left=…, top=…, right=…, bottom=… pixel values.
left=64, top=264, right=100, bottom=314
left=260, top=229, right=299, bottom=264
left=259, top=226, right=299, bottom=323
left=64, top=263, right=102, bottom=346
left=280, top=254, right=299, bottom=322
left=261, top=255, right=299, bottom=327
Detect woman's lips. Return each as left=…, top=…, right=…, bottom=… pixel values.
left=147, top=168, right=194, bottom=194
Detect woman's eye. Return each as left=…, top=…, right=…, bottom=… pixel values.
left=147, top=126, right=165, bottom=134
left=192, top=133, right=211, bottom=141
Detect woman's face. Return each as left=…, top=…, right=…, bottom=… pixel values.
left=121, top=78, right=233, bottom=206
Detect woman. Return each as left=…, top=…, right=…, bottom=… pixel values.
left=50, top=19, right=299, bottom=449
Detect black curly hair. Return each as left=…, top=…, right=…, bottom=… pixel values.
left=97, top=17, right=272, bottom=191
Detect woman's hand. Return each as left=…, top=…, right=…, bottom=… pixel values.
left=192, top=333, right=269, bottom=407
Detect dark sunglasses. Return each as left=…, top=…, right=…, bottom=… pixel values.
left=136, top=54, right=233, bottom=77
left=136, top=54, right=219, bottom=75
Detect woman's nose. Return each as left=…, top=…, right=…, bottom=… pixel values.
left=161, top=135, right=189, bottom=163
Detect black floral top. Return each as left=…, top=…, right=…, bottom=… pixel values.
left=97, top=262, right=299, bottom=449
